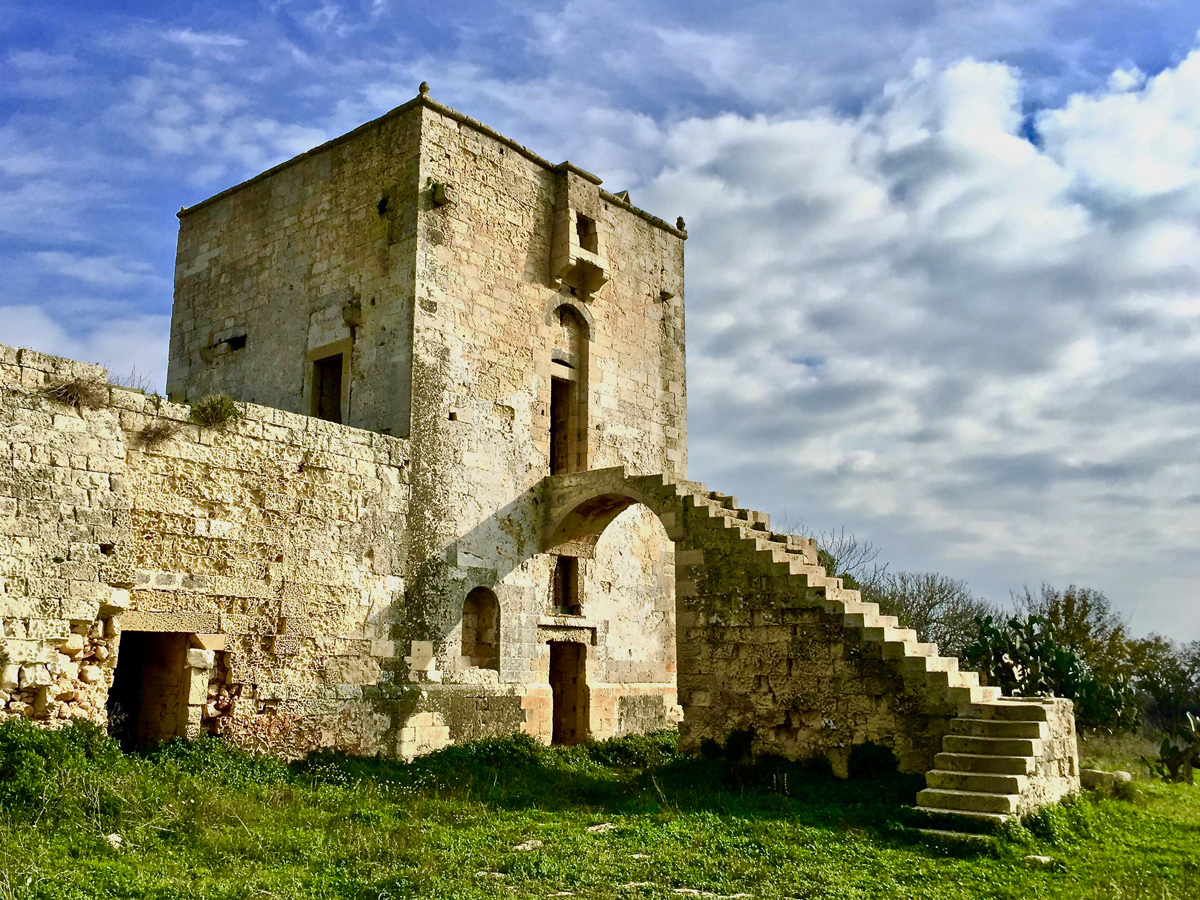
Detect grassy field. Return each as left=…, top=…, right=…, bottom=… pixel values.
left=0, top=721, right=1197, bottom=900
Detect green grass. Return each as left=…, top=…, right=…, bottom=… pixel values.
left=1078, top=730, right=1162, bottom=776
left=1, top=720, right=1197, bottom=899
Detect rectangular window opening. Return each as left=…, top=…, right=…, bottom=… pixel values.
left=552, top=555, right=582, bottom=616
left=550, top=376, right=571, bottom=475
left=313, top=353, right=344, bottom=424
left=576, top=213, right=598, bottom=254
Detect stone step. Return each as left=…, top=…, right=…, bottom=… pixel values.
left=934, top=752, right=1034, bottom=775
left=926, top=669, right=980, bottom=688
left=707, top=491, right=737, bottom=509
left=942, top=731, right=1042, bottom=757
left=925, top=769, right=1026, bottom=794
left=911, top=827, right=998, bottom=850
left=843, top=612, right=900, bottom=630
left=973, top=699, right=1049, bottom=722
left=916, top=788, right=1019, bottom=815
left=787, top=560, right=829, bottom=578
left=949, top=717, right=1044, bottom=739
left=948, top=685, right=1003, bottom=704
left=840, top=599, right=881, bottom=617
left=862, top=625, right=917, bottom=643
left=908, top=806, right=1014, bottom=834
left=888, top=643, right=943, bottom=662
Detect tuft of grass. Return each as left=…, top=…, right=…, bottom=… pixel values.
left=43, top=376, right=108, bottom=410
left=189, top=394, right=244, bottom=430
left=107, top=368, right=154, bottom=393
left=136, top=420, right=179, bottom=449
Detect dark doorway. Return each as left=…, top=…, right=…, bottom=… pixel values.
left=549, top=641, right=588, bottom=745
left=550, top=376, right=572, bottom=474
left=313, top=353, right=344, bottom=423
left=107, top=631, right=189, bottom=750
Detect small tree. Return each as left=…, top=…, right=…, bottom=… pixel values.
left=810, top=527, right=887, bottom=595
left=1130, top=635, right=1200, bottom=734
left=871, top=572, right=994, bottom=659
left=1014, top=584, right=1132, bottom=685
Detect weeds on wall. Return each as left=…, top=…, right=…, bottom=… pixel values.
left=136, top=420, right=179, bottom=449
left=43, top=376, right=108, bottom=410
left=189, top=394, right=244, bottom=430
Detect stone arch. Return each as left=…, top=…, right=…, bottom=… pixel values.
left=543, top=470, right=685, bottom=558
left=543, top=296, right=594, bottom=336
left=538, top=468, right=968, bottom=779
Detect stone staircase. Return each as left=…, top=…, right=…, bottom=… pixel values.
left=545, top=468, right=1075, bottom=837
left=912, top=699, right=1056, bottom=837
left=664, top=480, right=1004, bottom=706
left=642, top=478, right=1043, bottom=834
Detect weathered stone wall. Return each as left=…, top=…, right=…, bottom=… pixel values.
left=2, top=344, right=682, bottom=754
left=168, top=104, right=422, bottom=436
left=0, top=349, right=128, bottom=724
left=1019, top=698, right=1079, bottom=814
left=1, top=345, right=413, bottom=753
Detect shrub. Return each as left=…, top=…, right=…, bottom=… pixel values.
left=145, top=735, right=287, bottom=787
left=964, top=613, right=1139, bottom=731
left=1143, top=712, right=1200, bottom=784
left=43, top=376, right=108, bottom=410
left=189, top=394, right=244, bottom=430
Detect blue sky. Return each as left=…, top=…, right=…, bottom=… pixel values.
left=4, top=1, right=1200, bottom=641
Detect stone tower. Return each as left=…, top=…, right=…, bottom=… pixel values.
left=167, top=86, right=689, bottom=745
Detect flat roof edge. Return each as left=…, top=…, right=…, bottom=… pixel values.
left=177, top=93, right=686, bottom=238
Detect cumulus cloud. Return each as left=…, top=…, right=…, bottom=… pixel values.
left=640, top=52, right=1200, bottom=637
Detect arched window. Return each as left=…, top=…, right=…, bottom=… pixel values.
left=550, top=305, right=588, bottom=474
left=461, top=587, right=500, bottom=670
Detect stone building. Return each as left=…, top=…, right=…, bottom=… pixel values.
left=0, top=87, right=1078, bottom=826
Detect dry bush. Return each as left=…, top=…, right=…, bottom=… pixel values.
left=189, top=394, right=245, bottom=430
left=137, top=420, right=179, bottom=449
left=43, top=376, right=109, bottom=410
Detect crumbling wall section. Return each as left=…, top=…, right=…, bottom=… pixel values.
left=0, top=348, right=130, bottom=724
left=1, top=345, right=415, bottom=754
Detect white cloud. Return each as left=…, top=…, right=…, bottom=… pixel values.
left=165, top=29, right=248, bottom=53
left=1039, top=48, right=1200, bottom=201
left=34, top=252, right=167, bottom=291
left=640, top=53, right=1200, bottom=638
left=0, top=305, right=170, bottom=392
